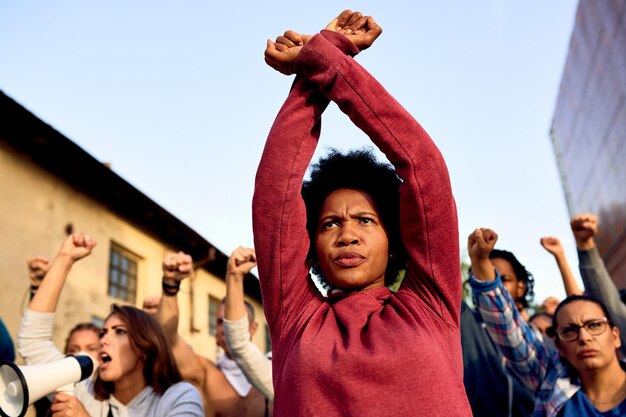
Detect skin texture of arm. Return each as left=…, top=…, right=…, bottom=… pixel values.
left=540, top=237, right=583, bottom=296
left=18, top=234, right=95, bottom=365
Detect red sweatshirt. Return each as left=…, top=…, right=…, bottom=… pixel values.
left=253, top=30, right=471, bottom=417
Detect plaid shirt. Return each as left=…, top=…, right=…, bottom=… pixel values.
left=470, top=274, right=580, bottom=417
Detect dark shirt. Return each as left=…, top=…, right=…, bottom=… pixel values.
left=462, top=302, right=535, bottom=417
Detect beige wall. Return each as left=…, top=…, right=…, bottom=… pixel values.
left=0, top=141, right=267, bottom=363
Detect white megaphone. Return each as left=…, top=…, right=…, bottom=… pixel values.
left=0, top=355, right=93, bottom=417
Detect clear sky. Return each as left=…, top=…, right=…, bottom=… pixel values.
left=1, top=1, right=580, bottom=303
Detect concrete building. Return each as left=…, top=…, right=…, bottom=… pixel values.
left=551, top=0, right=626, bottom=287
left=0, top=90, right=268, bottom=361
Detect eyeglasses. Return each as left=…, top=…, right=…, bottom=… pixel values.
left=555, top=317, right=609, bottom=342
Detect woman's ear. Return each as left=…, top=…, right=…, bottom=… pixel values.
left=612, top=325, right=621, bottom=349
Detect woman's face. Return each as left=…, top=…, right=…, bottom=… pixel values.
left=66, top=329, right=100, bottom=364
left=314, top=188, right=389, bottom=290
left=555, top=300, right=621, bottom=373
left=490, top=257, right=526, bottom=305
left=98, top=314, right=145, bottom=383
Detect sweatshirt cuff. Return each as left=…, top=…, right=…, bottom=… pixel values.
left=295, top=31, right=358, bottom=76
left=577, top=246, right=599, bottom=266
left=319, top=30, right=360, bottom=56
left=469, top=271, right=503, bottom=293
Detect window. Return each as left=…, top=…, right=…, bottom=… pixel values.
left=108, top=243, right=139, bottom=304
left=208, top=295, right=221, bottom=336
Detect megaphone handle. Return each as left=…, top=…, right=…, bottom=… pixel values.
left=55, top=383, right=75, bottom=396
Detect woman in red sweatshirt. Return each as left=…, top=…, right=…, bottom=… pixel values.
left=253, top=10, right=471, bottom=417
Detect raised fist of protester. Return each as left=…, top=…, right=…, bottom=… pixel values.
left=325, top=9, right=382, bottom=51
left=540, top=236, right=565, bottom=257
left=142, top=295, right=161, bottom=315
left=570, top=213, right=598, bottom=250
left=468, top=228, right=498, bottom=261
left=227, top=246, right=257, bottom=279
left=264, top=29, right=306, bottom=76
left=27, top=256, right=50, bottom=287
left=467, top=228, right=498, bottom=282
left=162, top=251, right=193, bottom=284
left=58, top=234, right=97, bottom=262
left=541, top=296, right=560, bottom=316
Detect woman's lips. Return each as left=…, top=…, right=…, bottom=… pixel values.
left=334, top=253, right=365, bottom=267
left=578, top=349, right=598, bottom=358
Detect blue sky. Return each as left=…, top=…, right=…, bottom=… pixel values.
left=1, top=1, right=580, bottom=302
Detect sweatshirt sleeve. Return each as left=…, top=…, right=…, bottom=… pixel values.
left=223, top=316, right=274, bottom=400
left=294, top=31, right=461, bottom=325
left=17, top=308, right=65, bottom=365
left=253, top=36, right=360, bottom=339
left=578, top=247, right=626, bottom=356
left=253, top=75, right=330, bottom=339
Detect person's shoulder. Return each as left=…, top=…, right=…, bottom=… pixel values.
left=157, top=382, right=204, bottom=416
left=163, top=381, right=202, bottom=398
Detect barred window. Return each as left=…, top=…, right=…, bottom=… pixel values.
left=108, top=243, right=139, bottom=304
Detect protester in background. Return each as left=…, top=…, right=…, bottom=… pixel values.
left=18, top=234, right=203, bottom=417
left=157, top=252, right=268, bottom=417
left=223, top=247, right=273, bottom=401
left=27, top=254, right=102, bottom=417
left=529, top=312, right=553, bottom=338
left=469, top=227, right=626, bottom=416
left=462, top=249, right=535, bottom=417
left=255, top=10, right=471, bottom=416
left=571, top=213, right=626, bottom=357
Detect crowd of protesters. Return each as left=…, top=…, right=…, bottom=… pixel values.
left=1, top=9, right=625, bottom=417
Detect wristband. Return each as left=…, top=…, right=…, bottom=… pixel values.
left=162, top=279, right=181, bottom=296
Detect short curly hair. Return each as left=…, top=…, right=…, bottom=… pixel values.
left=489, top=249, right=535, bottom=309
left=301, top=148, right=407, bottom=287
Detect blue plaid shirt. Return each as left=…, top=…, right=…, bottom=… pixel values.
left=470, top=273, right=580, bottom=417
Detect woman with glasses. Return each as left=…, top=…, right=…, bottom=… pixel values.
left=468, top=228, right=626, bottom=417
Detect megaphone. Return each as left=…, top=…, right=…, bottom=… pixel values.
left=0, top=355, right=93, bottom=417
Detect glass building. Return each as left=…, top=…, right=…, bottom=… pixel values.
left=551, top=0, right=626, bottom=287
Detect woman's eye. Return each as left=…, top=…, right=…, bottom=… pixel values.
left=322, top=221, right=337, bottom=229
left=561, top=327, right=576, bottom=336
left=587, top=322, right=602, bottom=330
left=115, top=328, right=127, bottom=335
left=359, top=217, right=373, bottom=224
left=99, top=331, right=106, bottom=338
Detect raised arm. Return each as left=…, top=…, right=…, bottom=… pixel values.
left=29, top=234, right=96, bottom=313
left=156, top=252, right=207, bottom=388
left=290, top=20, right=460, bottom=324
left=571, top=213, right=626, bottom=356
left=26, top=256, right=49, bottom=300
left=540, top=237, right=582, bottom=296
left=223, top=247, right=274, bottom=400
left=18, top=234, right=96, bottom=365
left=254, top=18, right=363, bottom=337
left=468, top=228, right=551, bottom=391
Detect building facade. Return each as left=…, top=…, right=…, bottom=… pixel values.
left=551, top=0, right=626, bottom=287
left=0, top=91, right=268, bottom=362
